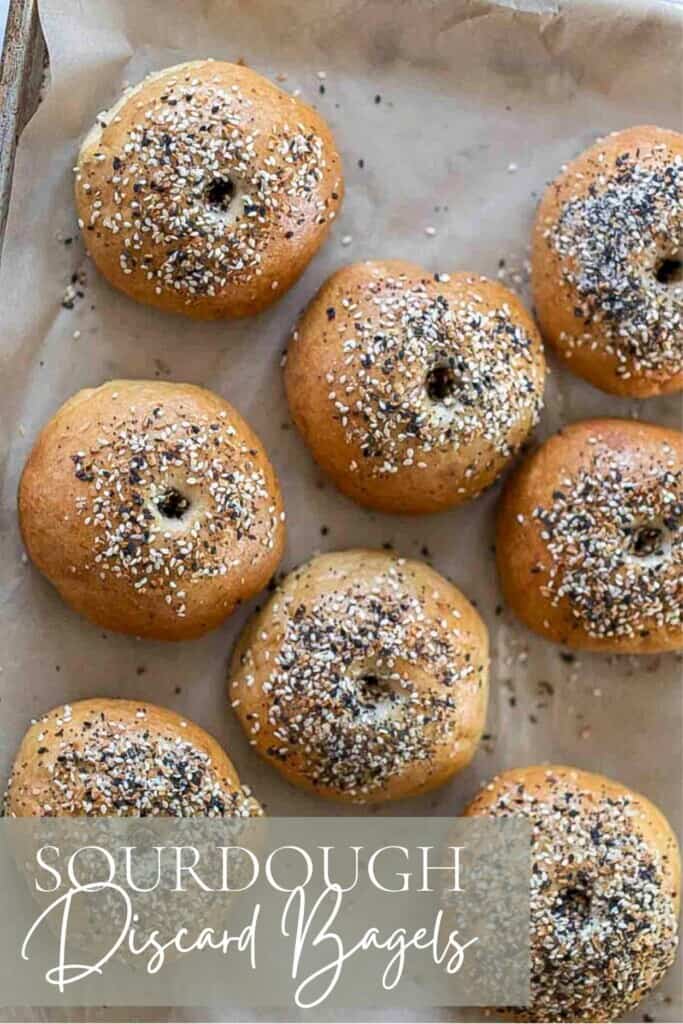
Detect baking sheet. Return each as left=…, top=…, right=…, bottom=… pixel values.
left=0, top=0, right=681, bottom=1020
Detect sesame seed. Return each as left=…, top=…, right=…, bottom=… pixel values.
left=66, top=399, right=280, bottom=616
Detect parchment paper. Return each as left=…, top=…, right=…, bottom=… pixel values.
left=0, top=1, right=681, bottom=1021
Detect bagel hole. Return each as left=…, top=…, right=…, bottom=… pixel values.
left=426, top=364, right=458, bottom=403
left=554, top=885, right=592, bottom=922
left=205, top=176, right=235, bottom=211
left=630, top=524, right=665, bottom=559
left=360, top=673, right=383, bottom=695
left=655, top=254, right=683, bottom=286
left=359, top=673, right=396, bottom=703
left=156, top=488, right=191, bottom=521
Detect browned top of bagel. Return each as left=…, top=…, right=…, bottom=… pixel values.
left=75, top=60, right=344, bottom=319
left=465, top=764, right=681, bottom=1022
left=532, top=125, right=683, bottom=397
left=19, top=380, right=285, bottom=641
left=229, top=548, right=489, bottom=803
left=4, top=699, right=262, bottom=818
left=285, top=260, right=545, bottom=514
left=496, top=417, right=683, bottom=653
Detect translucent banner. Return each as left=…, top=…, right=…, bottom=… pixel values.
left=0, top=817, right=530, bottom=1010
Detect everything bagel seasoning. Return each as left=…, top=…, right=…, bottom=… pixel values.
left=546, top=146, right=683, bottom=379
left=476, top=770, right=679, bottom=1022
left=69, top=402, right=281, bottom=616
left=4, top=705, right=260, bottom=818
left=320, top=273, right=542, bottom=479
left=233, top=559, right=487, bottom=800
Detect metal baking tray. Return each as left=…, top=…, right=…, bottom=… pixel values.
left=0, top=0, right=46, bottom=256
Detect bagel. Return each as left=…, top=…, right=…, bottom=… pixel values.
left=229, top=549, right=489, bottom=803
left=18, top=380, right=285, bottom=640
left=284, top=261, right=545, bottom=514
left=496, top=418, right=683, bottom=652
left=465, top=765, right=681, bottom=1022
left=532, top=125, right=683, bottom=397
left=75, top=60, right=344, bottom=319
left=4, top=699, right=262, bottom=818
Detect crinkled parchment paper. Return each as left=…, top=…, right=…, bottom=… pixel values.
left=0, top=0, right=681, bottom=1020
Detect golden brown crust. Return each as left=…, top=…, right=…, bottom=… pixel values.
left=229, top=549, right=489, bottom=803
left=284, top=261, right=545, bottom=514
left=4, top=698, right=262, bottom=818
left=496, top=418, right=683, bottom=653
left=75, top=60, right=344, bottom=319
left=465, top=765, right=681, bottom=1022
left=532, top=125, right=683, bottom=397
left=18, top=380, right=285, bottom=641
